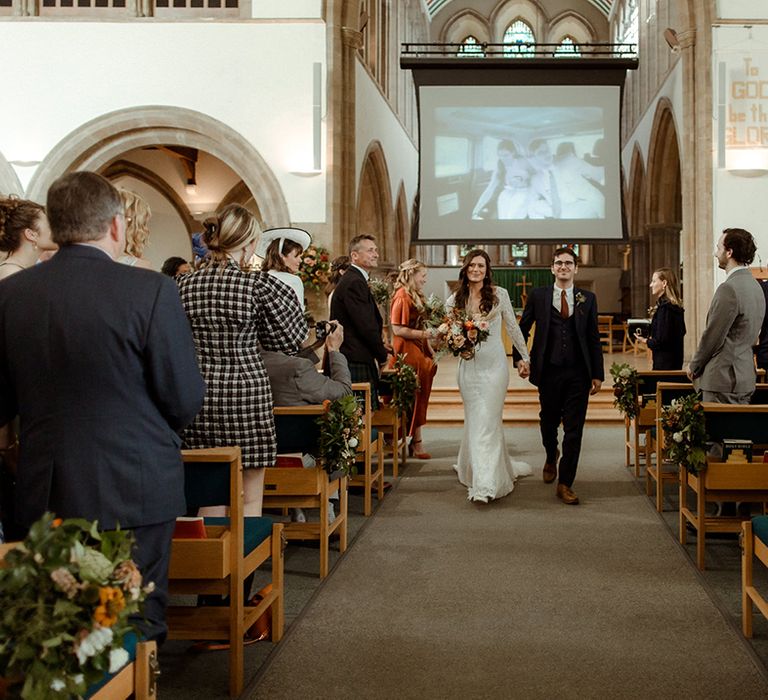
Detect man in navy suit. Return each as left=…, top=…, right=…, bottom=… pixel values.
left=330, top=234, right=390, bottom=406
left=514, top=247, right=604, bottom=505
left=0, top=171, right=205, bottom=641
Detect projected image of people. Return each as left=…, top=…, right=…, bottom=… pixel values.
left=471, top=136, right=604, bottom=221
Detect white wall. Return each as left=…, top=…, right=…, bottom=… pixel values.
left=0, top=20, right=327, bottom=222
left=712, top=25, right=768, bottom=281
left=717, top=1, right=768, bottom=20
left=356, top=60, right=419, bottom=214
left=250, top=0, right=321, bottom=19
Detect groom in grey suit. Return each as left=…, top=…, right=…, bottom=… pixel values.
left=687, top=227, right=765, bottom=403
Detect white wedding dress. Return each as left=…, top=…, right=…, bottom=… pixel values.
left=447, top=287, right=532, bottom=502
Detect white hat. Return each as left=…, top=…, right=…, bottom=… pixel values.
left=256, top=227, right=311, bottom=258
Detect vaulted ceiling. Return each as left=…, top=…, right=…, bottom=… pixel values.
left=425, top=0, right=614, bottom=19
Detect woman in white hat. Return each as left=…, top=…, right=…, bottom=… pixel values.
left=258, top=227, right=311, bottom=308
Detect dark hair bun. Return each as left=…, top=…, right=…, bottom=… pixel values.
left=202, top=218, right=220, bottom=250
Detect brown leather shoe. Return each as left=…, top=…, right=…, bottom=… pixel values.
left=556, top=483, right=580, bottom=505
left=542, top=450, right=559, bottom=484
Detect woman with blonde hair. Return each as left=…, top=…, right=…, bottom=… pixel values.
left=0, top=197, right=57, bottom=281
left=635, top=266, right=686, bottom=370
left=177, top=204, right=308, bottom=515
left=389, top=258, right=438, bottom=459
left=117, top=189, right=153, bottom=270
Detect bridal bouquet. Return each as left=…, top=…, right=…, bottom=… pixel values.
left=0, top=513, right=151, bottom=700
left=437, top=308, right=490, bottom=361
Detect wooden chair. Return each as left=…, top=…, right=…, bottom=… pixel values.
left=597, top=315, right=613, bottom=353
left=742, top=516, right=768, bottom=638
left=263, top=404, right=348, bottom=579
left=679, top=404, right=768, bottom=570
left=0, top=543, right=159, bottom=700
left=623, top=370, right=689, bottom=477
left=166, top=447, right=284, bottom=698
left=645, top=382, right=695, bottom=511
left=350, top=381, right=385, bottom=516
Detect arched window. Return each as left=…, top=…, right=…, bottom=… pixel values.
left=502, top=19, right=535, bottom=57
left=554, top=36, right=580, bottom=58
left=457, top=35, right=484, bottom=58
left=617, top=0, right=638, bottom=50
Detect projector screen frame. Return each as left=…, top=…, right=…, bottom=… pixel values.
left=401, top=56, right=638, bottom=245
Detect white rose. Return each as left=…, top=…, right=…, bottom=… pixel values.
left=673, top=432, right=684, bottom=443
left=348, top=437, right=359, bottom=449
left=619, top=368, right=631, bottom=378
left=50, top=679, right=66, bottom=692
left=109, top=647, right=130, bottom=674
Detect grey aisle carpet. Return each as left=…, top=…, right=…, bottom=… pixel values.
left=247, top=426, right=768, bottom=699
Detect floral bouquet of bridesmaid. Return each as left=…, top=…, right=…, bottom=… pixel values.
left=437, top=308, right=490, bottom=361
left=422, top=294, right=447, bottom=330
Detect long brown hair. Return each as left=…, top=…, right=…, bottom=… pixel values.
left=653, top=267, right=683, bottom=308
left=260, top=238, right=303, bottom=273
left=454, top=249, right=495, bottom=315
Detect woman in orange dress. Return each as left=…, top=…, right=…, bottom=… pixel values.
left=390, top=259, right=437, bottom=459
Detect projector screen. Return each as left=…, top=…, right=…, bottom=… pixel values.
left=414, top=83, right=626, bottom=243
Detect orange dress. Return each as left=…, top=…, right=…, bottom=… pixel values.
left=389, top=287, right=437, bottom=436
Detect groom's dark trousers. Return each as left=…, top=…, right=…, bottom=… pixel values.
left=515, top=287, right=604, bottom=488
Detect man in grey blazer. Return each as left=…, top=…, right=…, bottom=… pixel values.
left=687, top=227, right=765, bottom=403
left=0, top=172, right=205, bottom=642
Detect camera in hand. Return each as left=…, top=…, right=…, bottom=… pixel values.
left=315, top=321, right=338, bottom=340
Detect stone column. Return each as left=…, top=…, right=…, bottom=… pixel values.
left=677, top=12, right=714, bottom=359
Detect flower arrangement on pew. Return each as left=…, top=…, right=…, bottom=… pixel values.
left=436, top=308, right=490, bottom=361
left=661, top=392, right=708, bottom=474
left=0, top=513, right=151, bottom=700
left=387, top=354, right=420, bottom=418
left=610, top=362, right=639, bottom=419
left=316, top=395, right=363, bottom=477
left=298, top=245, right=331, bottom=293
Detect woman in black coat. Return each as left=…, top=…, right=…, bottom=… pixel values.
left=635, top=267, right=685, bottom=370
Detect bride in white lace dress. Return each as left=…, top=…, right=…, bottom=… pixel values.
left=446, top=250, right=532, bottom=503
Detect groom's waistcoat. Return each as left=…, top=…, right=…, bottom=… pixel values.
left=544, top=305, right=580, bottom=367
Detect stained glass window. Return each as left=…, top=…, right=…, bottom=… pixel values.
left=457, top=36, right=484, bottom=58
left=502, top=20, right=535, bottom=57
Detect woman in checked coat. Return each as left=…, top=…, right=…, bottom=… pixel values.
left=177, top=204, right=308, bottom=515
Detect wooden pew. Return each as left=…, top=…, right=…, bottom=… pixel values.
left=623, top=370, right=689, bottom=477
left=741, top=516, right=768, bottom=638
left=679, top=404, right=768, bottom=570
left=646, top=382, right=696, bottom=512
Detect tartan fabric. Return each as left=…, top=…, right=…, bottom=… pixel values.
left=347, top=360, right=380, bottom=410
left=177, top=262, right=308, bottom=469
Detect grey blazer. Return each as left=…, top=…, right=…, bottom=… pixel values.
left=690, top=267, right=766, bottom=393
left=262, top=350, right=352, bottom=406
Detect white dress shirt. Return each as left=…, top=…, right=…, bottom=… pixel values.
left=552, top=285, right=575, bottom=318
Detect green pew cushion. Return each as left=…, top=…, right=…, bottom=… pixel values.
left=753, top=516, right=768, bottom=547
left=202, top=515, right=273, bottom=556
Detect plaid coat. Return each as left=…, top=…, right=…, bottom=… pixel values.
left=177, top=262, right=308, bottom=469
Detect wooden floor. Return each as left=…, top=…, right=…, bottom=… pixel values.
left=426, top=348, right=652, bottom=426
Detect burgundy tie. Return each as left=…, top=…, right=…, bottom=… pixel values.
left=560, top=290, right=569, bottom=319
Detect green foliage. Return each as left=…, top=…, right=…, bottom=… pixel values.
left=0, top=513, right=149, bottom=699
left=368, top=277, right=392, bottom=307
left=389, top=354, right=420, bottom=417
left=610, top=362, right=639, bottom=419
left=315, top=395, right=363, bottom=476
left=298, top=245, right=331, bottom=293
left=661, top=392, right=708, bottom=474
left=422, top=294, right=447, bottom=330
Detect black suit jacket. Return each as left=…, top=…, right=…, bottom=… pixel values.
left=514, top=285, right=604, bottom=387
left=329, top=266, right=388, bottom=366
left=0, top=245, right=205, bottom=530
left=647, top=297, right=686, bottom=370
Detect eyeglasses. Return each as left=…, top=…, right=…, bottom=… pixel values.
left=553, top=260, right=575, bottom=268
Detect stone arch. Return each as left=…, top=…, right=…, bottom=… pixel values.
left=491, top=1, right=546, bottom=43
left=441, top=9, right=491, bottom=45
left=547, top=10, right=596, bottom=44
left=646, top=97, right=681, bottom=225
left=218, top=181, right=262, bottom=222
left=627, top=143, right=648, bottom=316
left=100, top=159, right=198, bottom=235
left=26, top=106, right=290, bottom=228
left=0, top=152, right=23, bottom=197
left=356, top=141, right=394, bottom=268
left=628, top=143, right=646, bottom=240
left=393, top=181, right=409, bottom=261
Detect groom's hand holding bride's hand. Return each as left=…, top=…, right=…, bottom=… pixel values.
left=516, top=359, right=530, bottom=379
